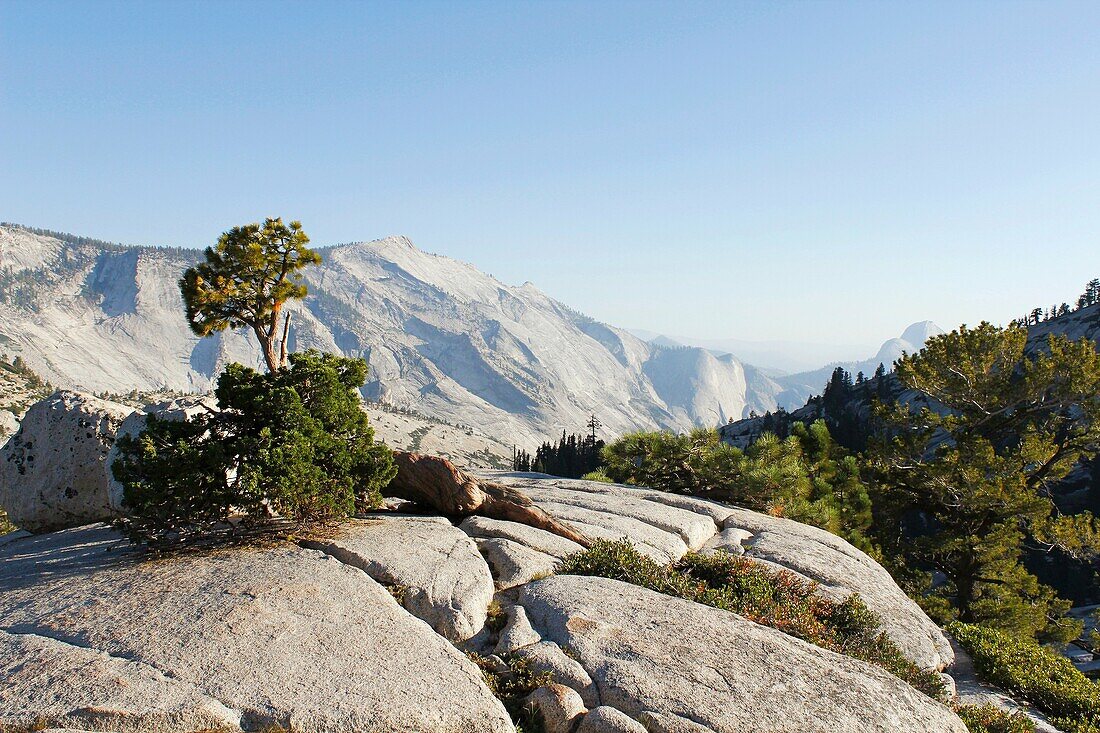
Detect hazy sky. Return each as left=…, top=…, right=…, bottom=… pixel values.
left=2, top=1, right=1098, bottom=352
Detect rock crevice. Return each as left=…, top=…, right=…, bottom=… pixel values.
left=302, top=514, right=495, bottom=642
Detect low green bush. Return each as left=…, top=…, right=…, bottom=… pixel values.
left=0, top=508, right=15, bottom=535
left=599, top=421, right=874, bottom=550
left=955, top=704, right=1035, bottom=733
left=950, top=622, right=1100, bottom=733
left=467, top=651, right=550, bottom=732
left=485, top=600, right=508, bottom=633
left=558, top=539, right=945, bottom=699
left=681, top=551, right=942, bottom=695
left=556, top=535, right=698, bottom=596
left=112, top=351, right=396, bottom=546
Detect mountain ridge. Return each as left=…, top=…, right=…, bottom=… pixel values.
left=721, top=302, right=1100, bottom=454
left=0, top=223, right=787, bottom=445
left=634, top=321, right=946, bottom=412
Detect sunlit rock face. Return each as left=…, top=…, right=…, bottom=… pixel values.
left=0, top=224, right=788, bottom=446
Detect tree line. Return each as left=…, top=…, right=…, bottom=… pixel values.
left=1, top=222, right=202, bottom=258
left=1012, top=277, right=1100, bottom=326
left=536, top=321, right=1100, bottom=647
left=513, top=415, right=605, bottom=478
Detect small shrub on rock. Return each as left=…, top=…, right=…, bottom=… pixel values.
left=559, top=539, right=945, bottom=699
left=955, top=704, right=1036, bottom=733
left=556, top=536, right=698, bottom=597
left=600, top=423, right=875, bottom=550
left=112, top=351, right=396, bottom=546
left=0, top=508, right=15, bottom=535
left=467, top=651, right=551, bottom=731
left=485, top=600, right=509, bottom=634
left=950, top=622, right=1100, bottom=733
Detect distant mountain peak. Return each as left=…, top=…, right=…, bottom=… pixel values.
left=872, top=321, right=944, bottom=369
left=899, top=321, right=944, bottom=347
left=375, top=234, right=416, bottom=249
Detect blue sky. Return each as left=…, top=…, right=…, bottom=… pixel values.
left=2, top=1, right=1098, bottom=353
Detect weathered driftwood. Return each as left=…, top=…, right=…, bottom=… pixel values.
left=388, top=451, right=590, bottom=547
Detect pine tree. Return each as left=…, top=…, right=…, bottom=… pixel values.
left=600, top=422, right=872, bottom=548
left=586, top=414, right=602, bottom=444
left=512, top=447, right=532, bottom=472
left=822, top=367, right=853, bottom=414
left=867, top=322, right=1100, bottom=641
left=180, top=218, right=321, bottom=373
left=113, top=351, right=397, bottom=545
left=522, top=425, right=605, bottom=478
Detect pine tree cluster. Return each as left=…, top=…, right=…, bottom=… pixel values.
left=513, top=415, right=605, bottom=478
left=1012, top=277, right=1100, bottom=326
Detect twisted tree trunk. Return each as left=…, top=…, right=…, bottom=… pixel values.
left=253, top=324, right=279, bottom=374
left=387, top=451, right=591, bottom=547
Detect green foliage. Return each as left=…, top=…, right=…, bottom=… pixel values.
left=467, top=652, right=551, bottom=731
left=0, top=355, right=47, bottom=388
left=112, top=350, right=396, bottom=546
left=601, top=427, right=739, bottom=496
left=950, top=622, right=1100, bottom=733
left=787, top=420, right=874, bottom=549
left=955, top=704, right=1035, bottom=733
left=514, top=419, right=605, bottom=478
left=580, top=469, right=614, bottom=483
left=557, top=536, right=697, bottom=597
left=868, top=322, right=1100, bottom=641
left=558, top=539, right=945, bottom=699
left=180, top=217, right=321, bottom=373
left=0, top=355, right=55, bottom=422
left=383, top=583, right=409, bottom=605
left=485, top=600, right=509, bottom=633
left=600, top=421, right=873, bottom=549
left=1035, top=512, right=1100, bottom=561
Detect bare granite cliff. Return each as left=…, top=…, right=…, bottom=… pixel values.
left=0, top=224, right=786, bottom=445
